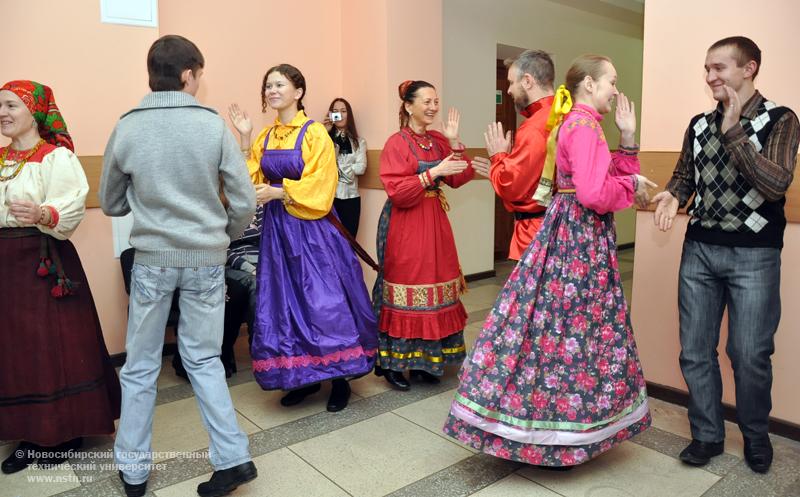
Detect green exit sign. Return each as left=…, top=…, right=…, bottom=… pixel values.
left=496, top=90, right=502, bottom=105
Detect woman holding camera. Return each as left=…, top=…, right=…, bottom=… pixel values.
left=323, top=98, right=367, bottom=237
left=372, top=80, right=488, bottom=390
left=228, top=64, right=377, bottom=412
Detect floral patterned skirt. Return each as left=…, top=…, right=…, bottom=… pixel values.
left=377, top=330, right=466, bottom=375
left=442, top=193, right=650, bottom=467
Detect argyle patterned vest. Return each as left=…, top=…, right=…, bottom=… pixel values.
left=687, top=99, right=790, bottom=247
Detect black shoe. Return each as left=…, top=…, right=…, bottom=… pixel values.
left=744, top=436, right=773, bottom=474
left=173, top=355, right=189, bottom=381
left=280, top=384, right=321, bottom=406
left=374, top=365, right=411, bottom=390
left=1, top=441, right=39, bottom=474
left=38, top=437, right=83, bottom=468
left=221, top=356, right=237, bottom=379
left=384, top=370, right=411, bottom=391
left=327, top=379, right=351, bottom=412
left=197, top=461, right=258, bottom=497
left=118, top=471, right=147, bottom=497
left=410, top=369, right=441, bottom=384
left=679, top=439, right=724, bottom=466
left=534, top=464, right=574, bottom=471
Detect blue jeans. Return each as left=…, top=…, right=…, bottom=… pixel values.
left=678, top=239, right=781, bottom=443
left=114, top=264, right=251, bottom=485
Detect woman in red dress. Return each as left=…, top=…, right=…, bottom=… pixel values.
left=373, top=80, right=486, bottom=390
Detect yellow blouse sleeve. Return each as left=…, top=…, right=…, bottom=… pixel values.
left=247, top=127, right=270, bottom=185
left=283, top=122, right=337, bottom=220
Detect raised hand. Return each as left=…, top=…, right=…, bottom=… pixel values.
left=442, top=108, right=461, bottom=142
left=652, top=191, right=679, bottom=232
left=484, top=122, right=511, bottom=157
left=228, top=103, right=253, bottom=137
left=615, top=93, right=636, bottom=141
left=720, top=86, right=742, bottom=134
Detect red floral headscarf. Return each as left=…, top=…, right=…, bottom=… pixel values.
left=1, top=80, right=74, bottom=152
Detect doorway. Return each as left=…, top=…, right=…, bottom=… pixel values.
left=493, top=57, right=518, bottom=261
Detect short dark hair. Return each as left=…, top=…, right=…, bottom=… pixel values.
left=147, top=35, right=204, bottom=91
left=507, top=49, right=555, bottom=90
left=261, top=64, right=307, bottom=112
left=709, top=36, right=761, bottom=79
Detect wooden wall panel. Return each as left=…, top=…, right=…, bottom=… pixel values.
left=359, top=147, right=489, bottom=190
left=80, top=150, right=799, bottom=221
left=637, top=152, right=800, bottom=222
left=81, top=156, right=103, bottom=209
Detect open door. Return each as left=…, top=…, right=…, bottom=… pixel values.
left=493, top=58, right=518, bottom=260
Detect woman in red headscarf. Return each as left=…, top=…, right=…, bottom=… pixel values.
left=0, top=80, right=120, bottom=474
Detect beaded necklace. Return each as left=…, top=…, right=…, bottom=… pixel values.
left=406, top=128, right=433, bottom=150
left=272, top=126, right=297, bottom=142
left=0, top=139, right=46, bottom=182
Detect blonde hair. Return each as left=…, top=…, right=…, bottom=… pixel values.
left=564, top=55, right=612, bottom=97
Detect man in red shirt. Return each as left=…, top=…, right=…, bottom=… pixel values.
left=474, top=50, right=555, bottom=260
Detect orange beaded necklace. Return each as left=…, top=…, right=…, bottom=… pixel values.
left=0, top=139, right=46, bottom=182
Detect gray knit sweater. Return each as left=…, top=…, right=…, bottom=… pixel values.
left=99, top=91, right=256, bottom=267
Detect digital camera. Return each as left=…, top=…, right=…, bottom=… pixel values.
left=330, top=112, right=343, bottom=122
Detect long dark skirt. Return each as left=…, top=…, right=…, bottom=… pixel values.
left=0, top=232, right=120, bottom=446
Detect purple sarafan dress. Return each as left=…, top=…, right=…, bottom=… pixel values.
left=250, top=119, right=377, bottom=391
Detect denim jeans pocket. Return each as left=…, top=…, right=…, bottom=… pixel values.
left=131, top=264, right=170, bottom=305
left=185, top=266, right=225, bottom=308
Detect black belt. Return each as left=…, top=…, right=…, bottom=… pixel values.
left=513, top=210, right=546, bottom=221
left=0, top=227, right=41, bottom=238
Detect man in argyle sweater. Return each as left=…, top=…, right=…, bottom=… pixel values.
left=653, top=36, right=799, bottom=474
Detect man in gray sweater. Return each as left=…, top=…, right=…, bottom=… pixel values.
left=99, top=35, right=257, bottom=497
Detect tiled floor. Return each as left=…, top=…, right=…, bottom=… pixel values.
left=3, top=249, right=800, bottom=497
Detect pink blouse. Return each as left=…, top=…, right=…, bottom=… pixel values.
left=555, top=104, right=639, bottom=214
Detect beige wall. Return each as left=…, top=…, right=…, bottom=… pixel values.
left=159, top=0, right=345, bottom=138
left=1, top=3, right=157, bottom=154
left=632, top=0, right=800, bottom=424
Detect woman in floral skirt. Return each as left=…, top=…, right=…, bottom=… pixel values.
left=443, top=55, right=657, bottom=468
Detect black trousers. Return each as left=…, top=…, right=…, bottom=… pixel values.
left=333, top=197, right=361, bottom=238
